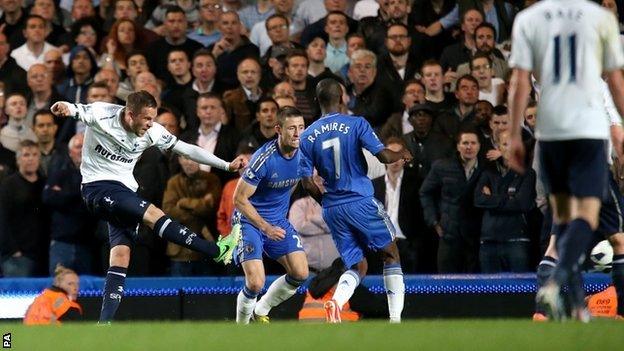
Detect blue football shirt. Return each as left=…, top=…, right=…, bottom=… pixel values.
left=241, top=139, right=300, bottom=224
left=298, top=113, right=384, bottom=207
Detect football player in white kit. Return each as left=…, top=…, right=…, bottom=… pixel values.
left=51, top=91, right=246, bottom=323
left=507, top=0, right=624, bottom=321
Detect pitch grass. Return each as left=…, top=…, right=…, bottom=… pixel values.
left=1, top=319, right=623, bottom=351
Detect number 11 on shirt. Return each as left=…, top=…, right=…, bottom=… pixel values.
left=553, top=33, right=577, bottom=84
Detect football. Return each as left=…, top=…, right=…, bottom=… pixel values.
left=590, top=240, right=614, bottom=271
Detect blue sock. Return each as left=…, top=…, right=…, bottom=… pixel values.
left=552, top=219, right=593, bottom=286
left=612, top=254, right=624, bottom=316
left=99, top=266, right=127, bottom=322
left=154, top=216, right=218, bottom=257
left=535, top=256, right=557, bottom=314
left=243, top=286, right=259, bottom=299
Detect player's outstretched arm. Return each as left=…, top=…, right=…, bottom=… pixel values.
left=301, top=176, right=323, bottom=204
left=172, top=141, right=248, bottom=172
left=233, top=179, right=286, bottom=240
left=507, top=68, right=531, bottom=174
left=375, top=147, right=413, bottom=165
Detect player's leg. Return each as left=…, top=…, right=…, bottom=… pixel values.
left=237, top=259, right=264, bottom=324
left=143, top=204, right=239, bottom=263
left=255, top=223, right=309, bottom=320
left=608, top=233, right=624, bottom=317
left=536, top=193, right=574, bottom=320
left=322, top=204, right=365, bottom=322
left=534, top=233, right=559, bottom=320
left=253, top=251, right=308, bottom=320
left=234, top=222, right=265, bottom=324
left=555, top=196, right=600, bottom=320
left=352, top=197, right=404, bottom=322
left=537, top=140, right=605, bottom=320
left=99, top=224, right=132, bottom=323
left=380, top=240, right=405, bottom=323
left=551, top=140, right=606, bottom=310
left=82, top=181, right=239, bottom=263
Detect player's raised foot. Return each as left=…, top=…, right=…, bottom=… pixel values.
left=252, top=313, right=270, bottom=324
left=324, top=299, right=341, bottom=324
left=214, top=224, right=241, bottom=264
left=532, top=312, right=549, bottom=322
left=536, top=283, right=565, bottom=321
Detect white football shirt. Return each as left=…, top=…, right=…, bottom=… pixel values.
left=509, top=0, right=624, bottom=141
left=66, top=102, right=177, bottom=191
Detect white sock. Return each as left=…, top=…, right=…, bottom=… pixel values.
left=254, top=275, right=301, bottom=317
left=383, top=265, right=405, bottom=323
left=332, top=270, right=360, bottom=308
left=236, top=287, right=258, bottom=324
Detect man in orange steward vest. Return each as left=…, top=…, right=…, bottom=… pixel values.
left=299, top=259, right=388, bottom=321
left=23, top=265, right=82, bottom=325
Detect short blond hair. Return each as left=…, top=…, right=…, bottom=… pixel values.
left=52, top=264, right=77, bottom=287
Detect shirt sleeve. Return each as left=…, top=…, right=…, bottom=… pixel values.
left=508, top=14, right=533, bottom=71
left=358, top=118, right=385, bottom=155
left=439, top=5, right=459, bottom=29
left=242, top=154, right=267, bottom=187
left=148, top=123, right=178, bottom=150
left=601, top=12, right=624, bottom=72
left=298, top=144, right=314, bottom=178
left=67, top=103, right=97, bottom=124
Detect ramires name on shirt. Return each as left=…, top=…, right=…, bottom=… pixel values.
left=266, top=178, right=299, bottom=189
left=306, top=122, right=351, bottom=142
left=94, top=144, right=133, bottom=163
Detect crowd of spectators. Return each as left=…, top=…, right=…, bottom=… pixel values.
left=0, top=0, right=621, bottom=278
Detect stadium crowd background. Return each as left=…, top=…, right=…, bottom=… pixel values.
left=0, top=0, right=619, bottom=278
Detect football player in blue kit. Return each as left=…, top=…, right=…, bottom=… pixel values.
left=233, top=106, right=309, bottom=324
left=298, top=79, right=413, bottom=323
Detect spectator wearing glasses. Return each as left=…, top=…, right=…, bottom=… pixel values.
left=250, top=0, right=303, bottom=56
left=380, top=80, right=426, bottom=140
left=456, top=23, right=509, bottom=82
left=377, top=23, right=423, bottom=103
left=359, top=0, right=413, bottom=56
left=470, top=52, right=504, bottom=106
left=189, top=0, right=224, bottom=47
left=261, top=13, right=304, bottom=66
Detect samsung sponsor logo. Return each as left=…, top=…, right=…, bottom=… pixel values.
left=266, top=178, right=299, bottom=189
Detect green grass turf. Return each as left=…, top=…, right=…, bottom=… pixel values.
left=1, top=319, right=623, bottom=351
